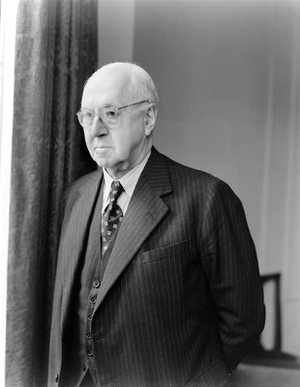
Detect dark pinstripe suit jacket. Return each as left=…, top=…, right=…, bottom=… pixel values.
left=48, top=148, right=265, bottom=387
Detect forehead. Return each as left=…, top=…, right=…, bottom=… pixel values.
left=82, top=69, right=132, bottom=108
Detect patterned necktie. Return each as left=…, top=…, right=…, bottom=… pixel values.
left=101, top=181, right=124, bottom=254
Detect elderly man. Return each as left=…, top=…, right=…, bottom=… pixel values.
left=48, top=62, right=265, bottom=387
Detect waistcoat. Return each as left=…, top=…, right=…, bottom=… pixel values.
left=60, top=180, right=121, bottom=386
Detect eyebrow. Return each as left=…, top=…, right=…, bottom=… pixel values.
left=81, top=103, right=116, bottom=111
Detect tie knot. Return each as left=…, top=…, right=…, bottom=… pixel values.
left=109, top=181, right=124, bottom=202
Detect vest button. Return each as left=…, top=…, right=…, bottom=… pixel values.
left=90, top=296, right=97, bottom=304
left=87, top=349, right=93, bottom=356
left=82, top=364, right=87, bottom=371
left=93, top=280, right=100, bottom=288
left=55, top=374, right=59, bottom=383
left=86, top=332, right=92, bottom=339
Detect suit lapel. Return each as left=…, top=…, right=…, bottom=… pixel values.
left=61, top=170, right=103, bottom=324
left=95, top=149, right=172, bottom=309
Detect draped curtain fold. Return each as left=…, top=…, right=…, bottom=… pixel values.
left=6, top=1, right=98, bottom=386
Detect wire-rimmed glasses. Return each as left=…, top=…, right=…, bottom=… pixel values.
left=77, top=100, right=150, bottom=128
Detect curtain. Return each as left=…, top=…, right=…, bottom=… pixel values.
left=277, top=1, right=300, bottom=355
left=6, top=1, right=98, bottom=386
left=257, top=1, right=300, bottom=355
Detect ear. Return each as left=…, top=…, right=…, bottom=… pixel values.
left=144, top=104, right=157, bottom=136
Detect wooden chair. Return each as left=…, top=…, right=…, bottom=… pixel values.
left=231, top=274, right=300, bottom=386
left=242, top=273, right=300, bottom=369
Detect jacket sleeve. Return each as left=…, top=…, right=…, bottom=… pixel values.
left=48, top=185, right=78, bottom=386
left=200, top=179, right=265, bottom=372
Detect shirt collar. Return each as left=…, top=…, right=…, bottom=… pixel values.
left=102, top=150, right=151, bottom=199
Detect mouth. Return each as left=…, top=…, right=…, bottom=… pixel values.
left=94, top=146, right=111, bottom=150
left=94, top=146, right=112, bottom=154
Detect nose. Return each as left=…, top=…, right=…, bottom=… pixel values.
left=90, top=116, right=108, bottom=137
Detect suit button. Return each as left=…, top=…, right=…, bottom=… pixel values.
left=82, top=364, right=87, bottom=371
left=90, top=296, right=97, bottom=304
left=87, top=314, right=92, bottom=321
left=55, top=374, right=59, bottom=383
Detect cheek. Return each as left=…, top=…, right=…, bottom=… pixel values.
left=114, top=128, right=144, bottom=154
left=83, top=132, right=93, bottom=150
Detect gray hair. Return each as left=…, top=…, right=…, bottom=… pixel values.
left=88, top=62, right=159, bottom=109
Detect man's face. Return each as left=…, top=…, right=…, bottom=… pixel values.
left=81, top=69, right=153, bottom=179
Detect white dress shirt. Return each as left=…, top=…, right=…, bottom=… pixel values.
left=102, top=151, right=151, bottom=215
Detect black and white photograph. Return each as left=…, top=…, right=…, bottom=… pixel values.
left=1, top=0, right=300, bottom=386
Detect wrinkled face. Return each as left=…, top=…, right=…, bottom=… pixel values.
left=81, top=69, right=154, bottom=179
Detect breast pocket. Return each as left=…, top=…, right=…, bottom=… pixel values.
left=142, top=239, right=191, bottom=264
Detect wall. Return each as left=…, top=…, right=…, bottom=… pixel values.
left=98, top=0, right=300, bottom=356
left=98, top=0, right=135, bottom=65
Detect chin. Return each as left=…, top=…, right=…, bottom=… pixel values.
left=93, top=156, right=106, bottom=168
left=93, top=156, right=115, bottom=171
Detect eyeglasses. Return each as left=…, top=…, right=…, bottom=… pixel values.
left=77, top=100, right=150, bottom=128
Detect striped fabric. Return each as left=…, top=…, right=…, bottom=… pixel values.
left=48, top=148, right=265, bottom=387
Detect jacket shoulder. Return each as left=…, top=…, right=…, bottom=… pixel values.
left=67, top=169, right=100, bottom=195
left=62, top=169, right=101, bottom=214
left=156, top=151, right=240, bottom=204
left=159, top=152, right=221, bottom=186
